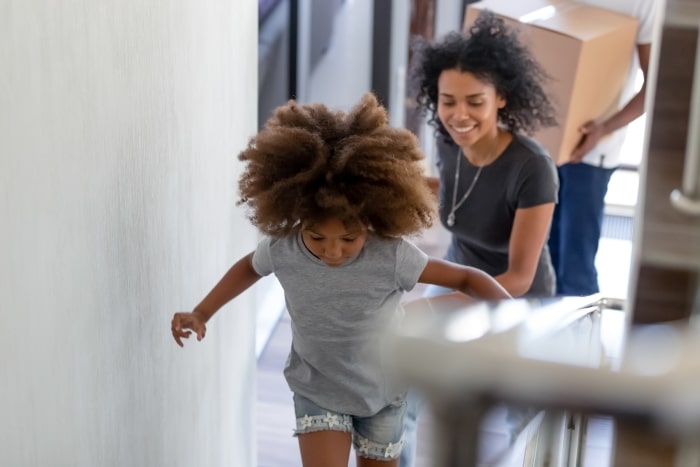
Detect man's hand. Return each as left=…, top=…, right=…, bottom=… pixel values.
left=570, top=120, right=606, bottom=163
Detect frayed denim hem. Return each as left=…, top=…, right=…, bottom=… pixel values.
left=293, top=412, right=405, bottom=460
left=294, top=412, right=353, bottom=436
left=354, top=432, right=405, bottom=460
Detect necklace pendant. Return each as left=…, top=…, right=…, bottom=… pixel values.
left=447, top=213, right=455, bottom=227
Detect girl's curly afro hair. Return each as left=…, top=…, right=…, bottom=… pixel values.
left=237, top=92, right=436, bottom=238
left=412, top=9, right=558, bottom=141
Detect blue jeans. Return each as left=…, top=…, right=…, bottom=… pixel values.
left=293, top=392, right=407, bottom=461
left=399, top=284, right=452, bottom=467
left=398, top=390, right=424, bottom=467
left=548, top=163, right=616, bottom=296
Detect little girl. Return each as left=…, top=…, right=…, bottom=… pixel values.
left=171, top=93, right=511, bottom=467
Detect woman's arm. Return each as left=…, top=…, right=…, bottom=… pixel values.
left=495, top=203, right=555, bottom=296
left=418, top=257, right=511, bottom=300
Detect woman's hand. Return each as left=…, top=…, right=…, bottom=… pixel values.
left=171, top=310, right=207, bottom=347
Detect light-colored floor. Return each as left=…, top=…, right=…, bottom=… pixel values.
left=255, top=0, right=641, bottom=464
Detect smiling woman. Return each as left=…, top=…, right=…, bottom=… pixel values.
left=400, top=10, right=560, bottom=467
left=412, top=9, right=558, bottom=299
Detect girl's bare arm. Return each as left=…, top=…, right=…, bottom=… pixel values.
left=418, top=258, right=511, bottom=300
left=191, top=252, right=262, bottom=322
left=171, top=252, right=262, bottom=346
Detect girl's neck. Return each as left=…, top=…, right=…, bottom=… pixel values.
left=462, top=130, right=511, bottom=167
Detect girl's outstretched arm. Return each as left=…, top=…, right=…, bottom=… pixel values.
left=418, top=258, right=512, bottom=300
left=171, top=252, right=262, bottom=346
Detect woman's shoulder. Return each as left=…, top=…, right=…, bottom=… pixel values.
left=497, top=134, right=557, bottom=189
left=509, top=133, right=552, bottom=160
left=506, top=134, right=557, bottom=171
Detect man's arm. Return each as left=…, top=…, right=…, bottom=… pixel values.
left=570, top=42, right=652, bottom=162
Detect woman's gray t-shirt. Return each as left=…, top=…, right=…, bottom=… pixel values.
left=252, top=232, right=429, bottom=417
left=435, top=134, right=558, bottom=296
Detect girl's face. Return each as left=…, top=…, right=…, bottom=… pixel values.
left=301, top=218, right=367, bottom=267
left=436, top=69, right=505, bottom=148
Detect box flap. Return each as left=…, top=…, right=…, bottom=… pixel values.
left=535, top=4, right=638, bottom=41
left=467, top=0, right=638, bottom=41
left=465, top=0, right=567, bottom=23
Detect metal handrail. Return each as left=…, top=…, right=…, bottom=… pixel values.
left=393, top=295, right=626, bottom=467
left=492, top=296, right=622, bottom=467
left=670, top=28, right=700, bottom=216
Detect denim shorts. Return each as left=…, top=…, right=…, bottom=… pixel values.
left=292, top=392, right=407, bottom=461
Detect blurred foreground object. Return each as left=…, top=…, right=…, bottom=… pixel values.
left=391, top=294, right=700, bottom=466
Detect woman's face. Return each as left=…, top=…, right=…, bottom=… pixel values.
left=436, top=69, right=505, bottom=148
left=301, top=218, right=367, bottom=267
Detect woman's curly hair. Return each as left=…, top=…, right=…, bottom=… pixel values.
left=411, top=10, right=557, bottom=141
left=237, top=93, right=436, bottom=238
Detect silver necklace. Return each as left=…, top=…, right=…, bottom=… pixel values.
left=447, top=148, right=482, bottom=227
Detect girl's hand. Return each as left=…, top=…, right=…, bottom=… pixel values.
left=171, top=311, right=207, bottom=347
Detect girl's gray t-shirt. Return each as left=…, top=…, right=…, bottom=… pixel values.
left=252, top=232, right=428, bottom=417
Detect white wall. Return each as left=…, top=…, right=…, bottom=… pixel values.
left=0, top=1, right=258, bottom=466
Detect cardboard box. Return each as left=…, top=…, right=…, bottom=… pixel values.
left=464, top=0, right=638, bottom=165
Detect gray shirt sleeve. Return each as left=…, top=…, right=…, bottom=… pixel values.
left=513, top=154, right=559, bottom=209
left=251, top=236, right=274, bottom=276
left=395, top=238, right=429, bottom=291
